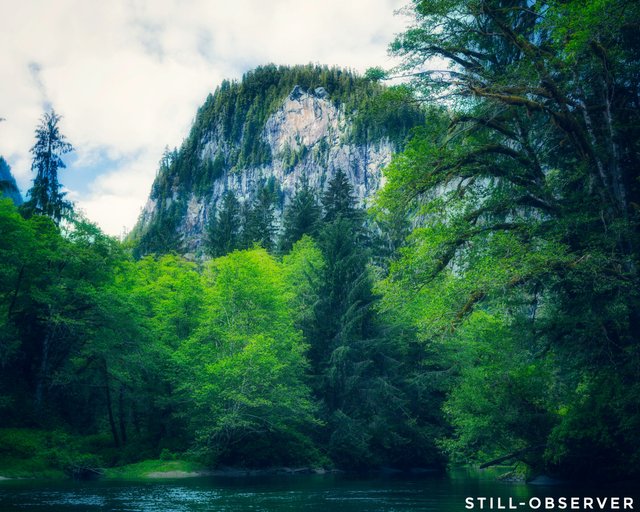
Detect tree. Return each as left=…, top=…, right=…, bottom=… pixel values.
left=206, top=190, right=242, bottom=257
left=177, top=249, right=318, bottom=466
left=0, top=157, right=23, bottom=205
left=279, top=178, right=321, bottom=253
left=380, top=0, right=640, bottom=479
left=242, top=185, right=277, bottom=251
left=23, top=110, right=73, bottom=224
left=322, top=169, right=359, bottom=223
left=297, top=171, right=441, bottom=468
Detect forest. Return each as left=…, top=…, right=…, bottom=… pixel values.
left=1, top=0, right=639, bottom=482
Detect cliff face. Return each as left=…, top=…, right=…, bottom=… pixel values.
left=0, top=157, right=23, bottom=205
left=132, top=65, right=423, bottom=256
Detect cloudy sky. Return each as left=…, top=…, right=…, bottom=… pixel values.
left=0, top=0, right=409, bottom=236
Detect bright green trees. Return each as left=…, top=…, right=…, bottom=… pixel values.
left=115, top=254, right=205, bottom=449
left=177, top=249, right=317, bottom=466
left=379, top=0, right=640, bottom=478
left=22, top=110, right=73, bottom=224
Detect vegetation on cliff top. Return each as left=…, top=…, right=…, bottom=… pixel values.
left=131, top=64, right=425, bottom=256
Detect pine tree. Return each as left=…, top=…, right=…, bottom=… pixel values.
left=206, top=190, right=242, bottom=257
left=305, top=171, right=389, bottom=467
left=23, top=110, right=73, bottom=224
left=242, top=185, right=277, bottom=251
left=322, top=169, right=359, bottom=223
left=279, top=178, right=321, bottom=253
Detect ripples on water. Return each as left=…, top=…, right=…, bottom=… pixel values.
left=0, top=470, right=637, bottom=511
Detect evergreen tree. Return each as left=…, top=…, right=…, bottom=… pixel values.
left=306, top=171, right=425, bottom=468
left=242, top=185, right=277, bottom=251
left=23, top=110, right=73, bottom=224
left=206, top=190, right=242, bottom=257
left=322, top=169, right=359, bottom=223
left=279, top=177, right=321, bottom=253
left=0, top=157, right=23, bottom=205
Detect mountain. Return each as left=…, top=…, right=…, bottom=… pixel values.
left=131, top=64, right=424, bottom=256
left=0, top=157, right=23, bottom=205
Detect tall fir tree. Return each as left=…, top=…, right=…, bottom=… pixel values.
left=242, top=185, right=277, bottom=251
left=23, top=110, right=73, bottom=224
left=301, top=171, right=397, bottom=467
left=279, top=177, right=321, bottom=253
left=206, top=190, right=242, bottom=257
left=322, top=169, right=360, bottom=223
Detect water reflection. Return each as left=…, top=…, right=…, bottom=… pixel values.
left=0, top=470, right=637, bottom=511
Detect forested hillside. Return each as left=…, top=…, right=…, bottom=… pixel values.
left=1, top=0, right=638, bottom=483
left=131, top=64, right=424, bottom=256
left=0, top=157, right=22, bottom=205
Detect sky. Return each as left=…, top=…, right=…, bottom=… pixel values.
left=0, top=0, right=410, bottom=236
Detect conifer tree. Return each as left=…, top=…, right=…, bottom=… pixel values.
left=206, top=190, right=242, bottom=257
left=242, top=185, right=277, bottom=251
left=322, top=169, right=359, bottom=223
left=279, top=177, right=321, bottom=253
left=304, top=171, right=387, bottom=467
left=23, top=110, right=73, bottom=224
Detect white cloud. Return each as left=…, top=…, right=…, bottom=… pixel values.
left=0, top=0, right=408, bottom=235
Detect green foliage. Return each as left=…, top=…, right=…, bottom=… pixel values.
left=103, top=459, right=206, bottom=480
left=206, top=190, right=242, bottom=257
left=279, top=178, right=322, bottom=253
left=22, top=110, right=73, bottom=224
left=131, top=64, right=426, bottom=257
left=242, top=183, right=278, bottom=251
left=379, top=0, right=640, bottom=480
left=440, top=312, right=555, bottom=466
left=0, top=429, right=107, bottom=478
left=176, top=249, right=318, bottom=466
left=294, top=172, right=445, bottom=469
left=351, top=85, right=425, bottom=145
left=0, top=156, right=23, bottom=205
left=321, top=169, right=361, bottom=223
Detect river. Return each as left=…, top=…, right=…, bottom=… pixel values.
left=0, top=469, right=637, bottom=511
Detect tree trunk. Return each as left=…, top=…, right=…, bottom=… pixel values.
left=35, top=328, right=52, bottom=413
left=118, top=386, right=127, bottom=446
left=102, top=361, right=120, bottom=448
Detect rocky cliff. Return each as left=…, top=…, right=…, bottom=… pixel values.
left=131, top=65, right=423, bottom=256
left=0, top=157, right=23, bottom=205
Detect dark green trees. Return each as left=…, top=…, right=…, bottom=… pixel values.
left=380, top=0, right=640, bottom=479
left=206, top=191, right=242, bottom=257
left=298, top=170, right=440, bottom=469
left=242, top=185, right=277, bottom=251
left=0, top=157, right=23, bottom=205
left=279, top=178, right=321, bottom=253
left=23, top=110, right=73, bottom=224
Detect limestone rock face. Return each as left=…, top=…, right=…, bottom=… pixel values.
left=134, top=71, right=412, bottom=257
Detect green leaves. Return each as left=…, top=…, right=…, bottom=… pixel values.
left=22, top=110, right=74, bottom=224
left=176, top=249, right=317, bottom=465
left=379, top=0, right=640, bottom=479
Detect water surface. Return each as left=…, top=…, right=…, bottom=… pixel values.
left=0, top=469, right=636, bottom=511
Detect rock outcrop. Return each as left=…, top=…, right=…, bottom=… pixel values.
left=132, top=65, right=423, bottom=256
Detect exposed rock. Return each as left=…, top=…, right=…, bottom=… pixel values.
left=137, top=87, right=395, bottom=254
left=133, top=66, right=423, bottom=256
